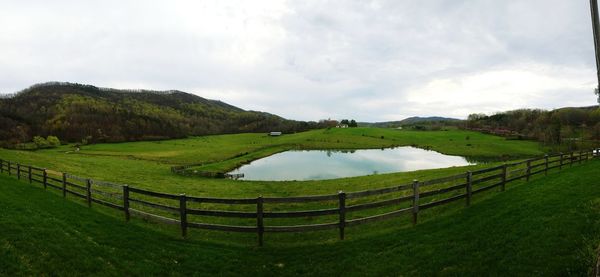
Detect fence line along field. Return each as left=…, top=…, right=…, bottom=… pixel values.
left=1, top=149, right=596, bottom=246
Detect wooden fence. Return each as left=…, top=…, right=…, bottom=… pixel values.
left=1, top=149, right=598, bottom=246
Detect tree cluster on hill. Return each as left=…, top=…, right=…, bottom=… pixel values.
left=0, top=82, right=325, bottom=147
left=339, top=119, right=358, bottom=127
left=465, top=107, right=600, bottom=150
left=318, top=119, right=339, bottom=128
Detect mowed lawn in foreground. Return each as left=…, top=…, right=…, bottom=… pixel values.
left=1, top=159, right=599, bottom=276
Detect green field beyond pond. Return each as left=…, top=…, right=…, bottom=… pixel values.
left=0, top=128, right=544, bottom=197
left=1, top=159, right=599, bottom=276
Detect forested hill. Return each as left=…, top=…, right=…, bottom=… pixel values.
left=0, top=82, right=316, bottom=145
left=360, top=116, right=461, bottom=128
left=465, top=106, right=600, bottom=147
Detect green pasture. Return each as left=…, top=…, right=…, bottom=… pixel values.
left=1, top=159, right=599, bottom=276
left=0, top=128, right=544, bottom=198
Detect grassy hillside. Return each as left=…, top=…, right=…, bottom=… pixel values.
left=2, top=159, right=599, bottom=275
left=0, top=82, right=315, bottom=145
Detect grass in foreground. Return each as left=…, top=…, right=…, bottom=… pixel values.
left=1, top=159, right=600, bottom=276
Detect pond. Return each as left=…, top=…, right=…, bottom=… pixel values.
left=229, top=146, right=475, bottom=181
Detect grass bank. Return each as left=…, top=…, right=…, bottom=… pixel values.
left=1, top=159, right=599, bottom=275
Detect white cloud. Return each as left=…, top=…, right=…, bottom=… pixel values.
left=406, top=64, right=594, bottom=118
left=0, top=0, right=598, bottom=121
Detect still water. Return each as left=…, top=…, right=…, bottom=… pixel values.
left=229, top=146, right=474, bottom=181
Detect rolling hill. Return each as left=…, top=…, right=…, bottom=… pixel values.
left=360, top=116, right=461, bottom=128
left=0, top=82, right=317, bottom=145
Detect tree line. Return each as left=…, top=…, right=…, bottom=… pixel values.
left=339, top=119, right=358, bottom=127
left=0, top=82, right=330, bottom=147
left=465, top=107, right=600, bottom=150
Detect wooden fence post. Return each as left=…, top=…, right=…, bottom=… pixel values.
left=257, top=196, right=264, bottom=246
left=501, top=165, right=507, bottom=191
left=179, top=194, right=187, bottom=238
left=0, top=159, right=3, bottom=174
left=560, top=153, right=565, bottom=169
left=17, top=163, right=20, bottom=180
left=466, top=172, right=473, bottom=206
left=338, top=191, right=346, bottom=240
left=579, top=150, right=583, bottom=165
left=412, top=180, right=420, bottom=226
left=544, top=155, right=549, bottom=176
left=7, top=161, right=11, bottom=176
left=570, top=152, right=574, bottom=167
left=86, top=179, right=92, bottom=208
left=28, top=166, right=32, bottom=184
left=526, top=160, right=532, bottom=182
left=587, top=150, right=591, bottom=161
left=43, top=169, right=47, bottom=189
left=123, top=185, right=130, bottom=222
left=62, top=173, right=67, bottom=198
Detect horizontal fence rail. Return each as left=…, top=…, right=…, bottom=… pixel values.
left=0, top=149, right=598, bottom=246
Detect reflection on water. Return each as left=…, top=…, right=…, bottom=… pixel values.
left=229, top=147, right=475, bottom=181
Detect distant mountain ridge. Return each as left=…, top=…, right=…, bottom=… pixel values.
left=0, top=82, right=317, bottom=145
left=360, top=116, right=461, bottom=128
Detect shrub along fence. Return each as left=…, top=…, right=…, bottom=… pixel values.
left=0, top=149, right=598, bottom=246
left=171, top=164, right=243, bottom=179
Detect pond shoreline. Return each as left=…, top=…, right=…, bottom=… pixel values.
left=229, top=146, right=477, bottom=181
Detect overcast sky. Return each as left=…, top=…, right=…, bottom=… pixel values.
left=0, top=0, right=598, bottom=121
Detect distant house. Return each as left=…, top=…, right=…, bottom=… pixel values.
left=269, top=132, right=282, bottom=136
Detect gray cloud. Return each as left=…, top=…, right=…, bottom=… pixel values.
left=0, top=0, right=597, bottom=121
